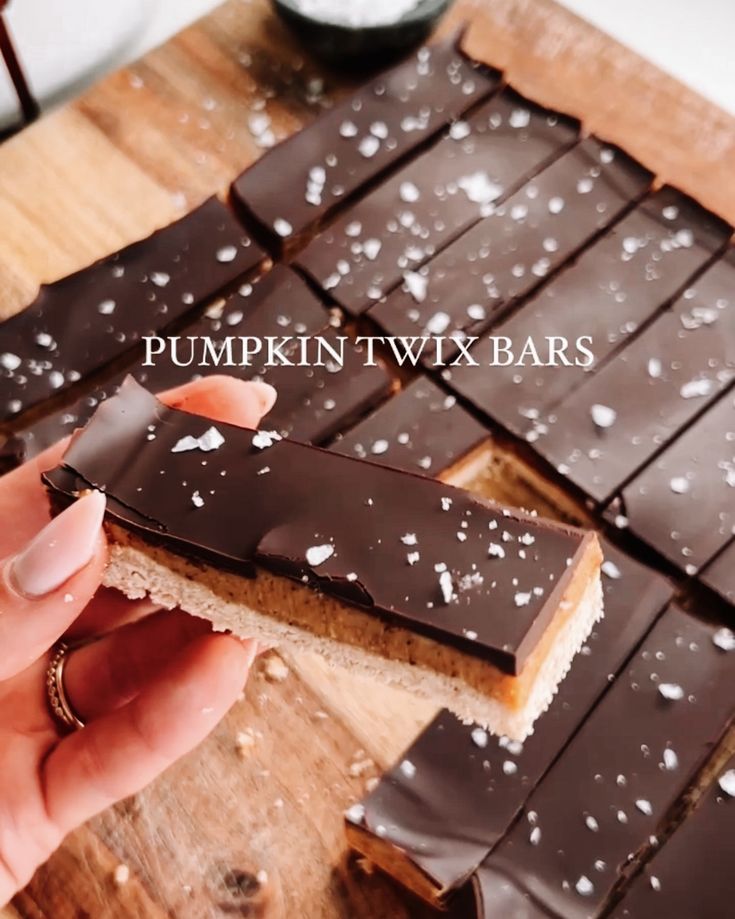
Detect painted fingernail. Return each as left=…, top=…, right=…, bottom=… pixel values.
left=249, top=381, right=277, bottom=414
left=10, top=491, right=106, bottom=598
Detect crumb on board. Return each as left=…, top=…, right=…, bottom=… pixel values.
left=113, top=864, right=130, bottom=887
left=263, top=653, right=290, bottom=683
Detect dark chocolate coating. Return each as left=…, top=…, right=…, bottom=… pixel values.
left=472, top=864, right=552, bottom=918
left=700, top=540, right=735, bottom=606
left=232, top=36, right=499, bottom=247
left=0, top=198, right=264, bottom=424
left=608, top=391, right=735, bottom=574
left=331, top=376, right=487, bottom=476
left=480, top=604, right=735, bottom=919
left=4, top=268, right=391, bottom=463
left=295, top=87, right=579, bottom=314
left=351, top=544, right=672, bottom=893
left=610, top=753, right=735, bottom=919
left=530, top=251, right=735, bottom=504
left=45, top=379, right=593, bottom=675
left=447, top=188, right=731, bottom=436
left=369, top=138, right=653, bottom=351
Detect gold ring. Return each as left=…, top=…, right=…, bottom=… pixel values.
left=46, top=641, right=86, bottom=732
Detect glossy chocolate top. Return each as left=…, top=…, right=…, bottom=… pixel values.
left=611, top=753, right=735, bottom=919
left=295, top=87, right=579, bottom=313
left=331, top=376, right=487, bottom=476
left=609, top=391, right=735, bottom=574
left=448, top=188, right=731, bottom=437
left=531, top=250, right=735, bottom=504
left=0, top=198, right=263, bottom=424
left=349, top=544, right=672, bottom=893
left=481, top=604, right=735, bottom=919
left=45, top=379, right=594, bottom=675
left=232, top=36, right=499, bottom=246
left=4, top=268, right=391, bottom=464
left=370, top=138, right=652, bottom=350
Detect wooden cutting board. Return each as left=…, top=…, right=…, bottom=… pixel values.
left=2, top=1, right=734, bottom=916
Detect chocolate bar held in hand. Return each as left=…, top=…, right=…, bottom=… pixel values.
left=44, top=379, right=603, bottom=740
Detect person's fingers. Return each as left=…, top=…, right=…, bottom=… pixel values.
left=64, top=589, right=160, bottom=641
left=0, top=439, right=71, bottom=557
left=160, top=375, right=276, bottom=427
left=0, top=492, right=107, bottom=681
left=43, top=633, right=256, bottom=835
left=63, top=609, right=214, bottom=720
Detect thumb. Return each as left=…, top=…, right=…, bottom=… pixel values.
left=0, top=491, right=107, bottom=681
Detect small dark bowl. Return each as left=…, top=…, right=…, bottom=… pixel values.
left=272, top=0, right=455, bottom=70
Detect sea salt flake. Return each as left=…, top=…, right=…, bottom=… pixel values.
left=602, top=560, right=622, bottom=579
left=439, top=570, right=455, bottom=604
left=636, top=798, right=653, bottom=816
left=216, top=245, right=238, bottom=263
left=514, top=591, right=532, bottom=607
left=575, top=875, right=594, bottom=896
left=529, top=826, right=541, bottom=845
left=403, top=271, right=428, bottom=303
left=591, top=403, right=616, bottom=429
left=252, top=430, right=282, bottom=450
left=488, top=543, right=505, bottom=559
left=457, top=171, right=502, bottom=205
left=345, top=803, right=365, bottom=823
left=712, top=627, right=735, bottom=651
left=407, top=551, right=420, bottom=566
left=648, top=358, right=662, bottom=378
left=191, top=490, right=205, bottom=508
left=306, top=544, right=334, bottom=567
left=471, top=727, right=488, bottom=748
left=426, top=311, right=451, bottom=335
left=359, top=135, right=380, bottom=158
left=400, top=181, right=420, bottom=203
left=662, top=748, right=679, bottom=770
left=400, top=759, right=417, bottom=779
left=401, top=533, right=418, bottom=546
left=98, top=299, right=116, bottom=315
left=371, top=439, right=389, bottom=455
left=669, top=476, right=690, bottom=495
left=0, top=353, right=21, bottom=371
left=150, top=271, right=170, bottom=287
left=274, top=218, right=293, bottom=238
left=718, top=769, right=735, bottom=797
left=680, top=378, right=713, bottom=399
left=658, top=682, right=684, bottom=701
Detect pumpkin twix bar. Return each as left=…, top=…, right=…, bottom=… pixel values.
left=44, top=378, right=603, bottom=740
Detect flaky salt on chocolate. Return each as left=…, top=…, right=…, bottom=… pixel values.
left=44, top=379, right=604, bottom=740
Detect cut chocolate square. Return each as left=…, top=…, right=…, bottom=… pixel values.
left=610, top=753, right=735, bottom=919
left=446, top=188, right=731, bottom=436
left=0, top=197, right=264, bottom=424
left=232, top=36, right=499, bottom=252
left=45, top=378, right=604, bottom=740
left=606, top=391, right=735, bottom=575
left=345, top=544, right=672, bottom=905
left=295, top=87, right=579, bottom=313
left=527, top=251, right=735, bottom=504
left=330, top=376, right=488, bottom=481
left=475, top=604, right=734, bottom=918
left=369, top=138, right=652, bottom=353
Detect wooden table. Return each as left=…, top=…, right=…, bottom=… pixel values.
left=2, top=1, right=733, bottom=915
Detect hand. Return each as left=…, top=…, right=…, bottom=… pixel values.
left=0, top=376, right=276, bottom=905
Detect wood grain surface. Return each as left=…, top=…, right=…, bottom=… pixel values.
left=2, top=0, right=734, bottom=916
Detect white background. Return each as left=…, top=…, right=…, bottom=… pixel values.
left=1, top=0, right=735, bottom=122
